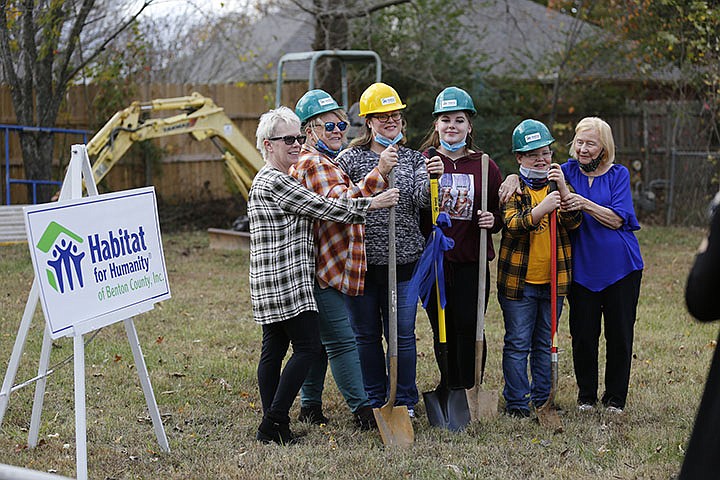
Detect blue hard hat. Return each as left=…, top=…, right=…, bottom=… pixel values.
left=295, top=89, right=341, bottom=123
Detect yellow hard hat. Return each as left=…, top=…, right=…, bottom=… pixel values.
left=358, top=83, right=407, bottom=117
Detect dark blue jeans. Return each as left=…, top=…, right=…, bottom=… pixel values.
left=345, top=265, right=419, bottom=409
left=499, top=283, right=563, bottom=411
left=257, top=311, right=322, bottom=424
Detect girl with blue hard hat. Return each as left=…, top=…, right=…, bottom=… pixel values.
left=418, top=86, right=504, bottom=390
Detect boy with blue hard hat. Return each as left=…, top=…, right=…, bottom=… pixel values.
left=497, top=119, right=582, bottom=418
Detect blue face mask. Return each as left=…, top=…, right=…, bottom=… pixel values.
left=374, top=132, right=403, bottom=147
left=316, top=139, right=341, bottom=159
left=440, top=139, right=466, bottom=152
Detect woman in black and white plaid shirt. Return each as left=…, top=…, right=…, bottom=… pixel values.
left=248, top=107, right=398, bottom=445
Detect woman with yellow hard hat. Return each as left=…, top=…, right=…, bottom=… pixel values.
left=289, top=89, right=398, bottom=430
left=337, top=82, right=444, bottom=417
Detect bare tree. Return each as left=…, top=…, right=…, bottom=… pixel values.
left=0, top=0, right=155, bottom=202
left=284, top=0, right=411, bottom=95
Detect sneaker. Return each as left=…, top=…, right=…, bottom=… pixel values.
left=505, top=408, right=531, bottom=418
left=578, top=403, right=595, bottom=412
left=298, top=405, right=329, bottom=425
left=407, top=407, right=415, bottom=419
left=606, top=406, right=624, bottom=415
left=354, top=406, right=377, bottom=430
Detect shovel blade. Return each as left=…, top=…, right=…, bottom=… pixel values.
left=536, top=401, right=563, bottom=432
left=465, top=386, right=499, bottom=421
left=537, top=359, right=562, bottom=432
left=423, top=387, right=471, bottom=432
left=373, top=404, right=414, bottom=447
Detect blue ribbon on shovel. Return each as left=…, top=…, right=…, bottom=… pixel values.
left=409, top=212, right=454, bottom=309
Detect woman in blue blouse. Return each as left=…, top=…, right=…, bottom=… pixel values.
left=498, top=116, right=643, bottom=413
left=557, top=117, right=643, bottom=413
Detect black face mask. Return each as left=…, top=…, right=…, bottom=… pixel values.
left=579, top=149, right=604, bottom=172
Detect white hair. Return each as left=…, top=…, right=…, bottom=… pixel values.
left=255, top=106, right=301, bottom=160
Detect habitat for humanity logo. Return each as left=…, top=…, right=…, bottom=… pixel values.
left=36, top=221, right=86, bottom=293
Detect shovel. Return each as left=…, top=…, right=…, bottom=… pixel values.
left=466, top=153, right=499, bottom=420
left=536, top=183, right=563, bottom=432
left=373, top=169, right=414, bottom=447
left=422, top=152, right=471, bottom=432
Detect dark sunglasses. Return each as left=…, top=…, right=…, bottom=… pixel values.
left=269, top=135, right=306, bottom=145
left=322, top=121, right=348, bottom=132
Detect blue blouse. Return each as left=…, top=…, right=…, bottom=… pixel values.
left=561, top=159, right=644, bottom=291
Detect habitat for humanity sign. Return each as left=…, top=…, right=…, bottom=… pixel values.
left=24, top=187, right=171, bottom=339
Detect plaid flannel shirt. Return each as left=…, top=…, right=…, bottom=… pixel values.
left=290, top=144, right=387, bottom=296
left=497, top=182, right=582, bottom=300
left=248, top=165, right=371, bottom=325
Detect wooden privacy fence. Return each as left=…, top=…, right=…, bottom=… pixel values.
left=0, top=82, right=307, bottom=205
left=2, top=86, right=718, bottom=225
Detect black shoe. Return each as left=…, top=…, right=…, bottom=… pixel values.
left=298, top=405, right=329, bottom=425
left=354, top=406, right=377, bottom=431
left=256, top=418, right=300, bottom=445
left=505, top=408, right=530, bottom=418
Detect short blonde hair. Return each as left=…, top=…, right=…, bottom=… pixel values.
left=256, top=106, right=301, bottom=161
left=570, top=117, right=615, bottom=165
left=306, top=108, right=349, bottom=128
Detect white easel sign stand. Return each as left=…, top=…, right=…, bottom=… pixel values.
left=0, top=145, right=171, bottom=479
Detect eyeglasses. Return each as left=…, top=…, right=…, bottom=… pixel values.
left=522, top=150, right=553, bottom=160
left=319, top=121, right=348, bottom=132
left=268, top=135, right=306, bottom=145
left=372, top=112, right=402, bottom=123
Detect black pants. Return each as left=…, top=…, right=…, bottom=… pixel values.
left=425, top=261, right=491, bottom=389
left=257, top=311, right=322, bottom=424
left=568, top=270, right=642, bottom=408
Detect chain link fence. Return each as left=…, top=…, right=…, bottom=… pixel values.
left=609, top=101, right=720, bottom=226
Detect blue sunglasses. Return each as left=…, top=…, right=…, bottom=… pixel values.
left=322, top=121, right=348, bottom=132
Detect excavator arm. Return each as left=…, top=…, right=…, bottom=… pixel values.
left=86, top=92, right=263, bottom=199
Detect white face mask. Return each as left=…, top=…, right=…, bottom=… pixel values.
left=519, top=165, right=549, bottom=179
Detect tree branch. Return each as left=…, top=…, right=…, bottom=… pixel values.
left=343, top=0, right=410, bottom=19
left=64, top=0, right=155, bottom=83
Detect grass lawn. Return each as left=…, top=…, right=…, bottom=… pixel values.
left=0, top=225, right=714, bottom=479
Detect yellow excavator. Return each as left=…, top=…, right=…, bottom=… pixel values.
left=87, top=91, right=263, bottom=200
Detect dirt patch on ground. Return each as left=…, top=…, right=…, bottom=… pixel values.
left=158, top=198, right=247, bottom=232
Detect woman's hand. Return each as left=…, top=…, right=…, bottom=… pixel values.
left=498, top=174, right=521, bottom=203
left=560, top=192, right=585, bottom=212
left=368, top=188, right=400, bottom=210
left=378, top=145, right=399, bottom=177
left=425, top=154, right=444, bottom=177
left=477, top=210, right=495, bottom=229
left=561, top=192, right=623, bottom=228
